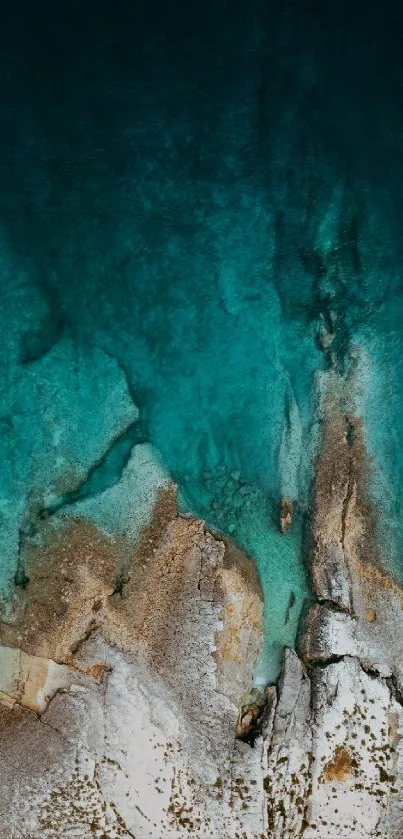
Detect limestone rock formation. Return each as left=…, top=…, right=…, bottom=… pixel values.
left=0, top=481, right=266, bottom=839
left=2, top=372, right=403, bottom=838
left=264, top=383, right=403, bottom=838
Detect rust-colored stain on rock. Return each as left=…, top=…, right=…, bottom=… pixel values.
left=322, top=745, right=355, bottom=782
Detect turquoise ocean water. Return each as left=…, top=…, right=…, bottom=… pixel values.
left=1, top=1, right=403, bottom=682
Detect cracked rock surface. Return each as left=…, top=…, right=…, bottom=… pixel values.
left=2, top=365, right=403, bottom=838
left=264, top=380, right=403, bottom=838
left=0, top=478, right=266, bottom=839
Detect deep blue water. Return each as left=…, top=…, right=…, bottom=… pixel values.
left=1, top=1, right=403, bottom=682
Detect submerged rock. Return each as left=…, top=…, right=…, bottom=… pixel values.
left=2, top=373, right=403, bottom=837
left=280, top=499, right=293, bottom=534
left=1, top=2, right=403, bottom=835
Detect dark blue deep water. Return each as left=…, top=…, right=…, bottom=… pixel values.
left=1, top=1, right=403, bottom=681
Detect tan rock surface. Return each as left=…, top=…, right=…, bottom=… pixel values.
left=264, top=376, right=403, bottom=838
left=0, top=484, right=266, bottom=839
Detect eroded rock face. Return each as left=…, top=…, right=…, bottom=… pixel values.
left=3, top=369, right=403, bottom=838
left=264, top=382, right=403, bottom=838
left=306, top=394, right=403, bottom=686
left=264, top=651, right=403, bottom=839
left=0, top=484, right=266, bottom=839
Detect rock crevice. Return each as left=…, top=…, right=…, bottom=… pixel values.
left=264, top=385, right=403, bottom=838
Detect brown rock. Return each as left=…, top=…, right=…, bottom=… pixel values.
left=280, top=499, right=293, bottom=534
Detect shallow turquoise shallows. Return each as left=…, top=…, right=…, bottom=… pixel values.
left=1, top=1, right=403, bottom=683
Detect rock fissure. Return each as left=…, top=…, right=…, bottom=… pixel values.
left=315, top=596, right=352, bottom=615
left=43, top=419, right=149, bottom=519
left=263, top=385, right=403, bottom=837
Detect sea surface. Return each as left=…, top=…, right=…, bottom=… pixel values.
left=1, top=1, right=403, bottom=682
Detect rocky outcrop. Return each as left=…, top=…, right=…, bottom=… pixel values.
left=264, top=650, right=403, bottom=839
left=264, top=381, right=403, bottom=838
left=0, top=482, right=266, bottom=839
left=2, top=367, right=403, bottom=837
